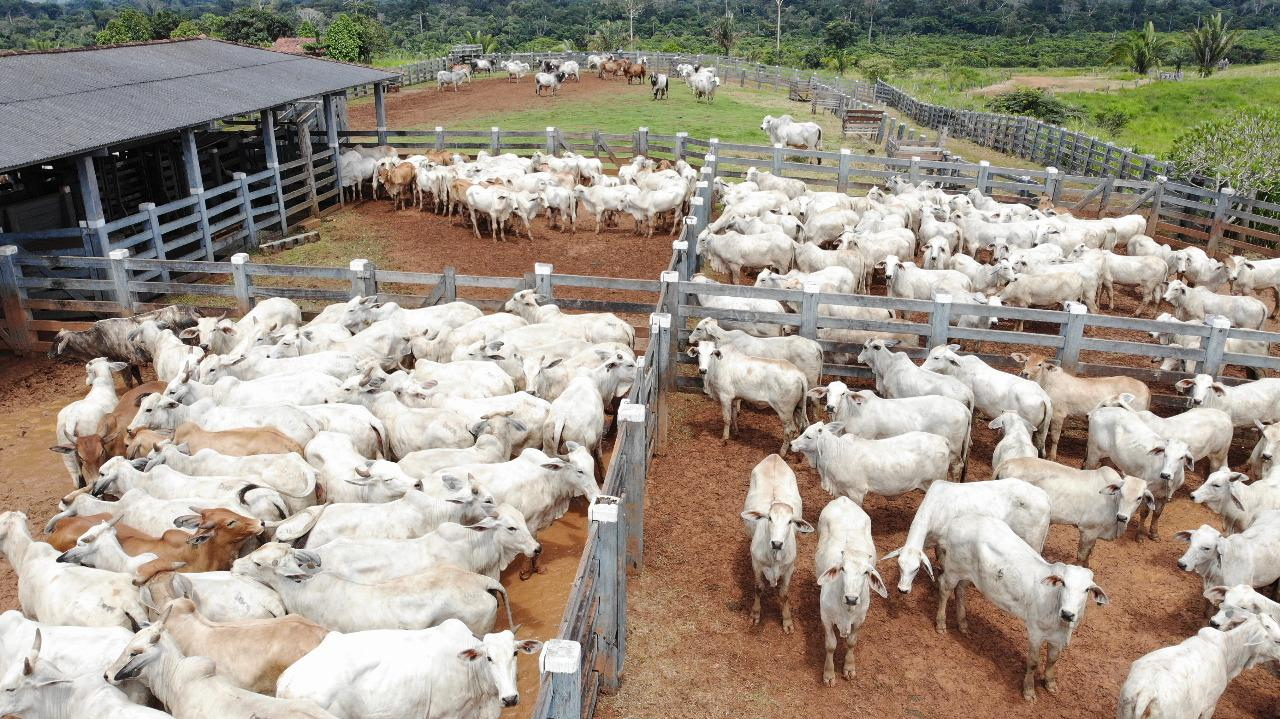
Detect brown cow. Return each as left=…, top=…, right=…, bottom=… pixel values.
left=80, top=507, right=264, bottom=574
left=44, top=512, right=149, bottom=552
left=50, top=380, right=166, bottom=481
left=377, top=162, right=417, bottom=211
left=625, top=63, right=647, bottom=84
left=126, top=428, right=172, bottom=459
left=171, top=422, right=304, bottom=457
left=153, top=598, right=329, bottom=694
left=599, top=60, right=620, bottom=79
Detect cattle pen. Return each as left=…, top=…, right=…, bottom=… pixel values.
left=3, top=51, right=1280, bottom=719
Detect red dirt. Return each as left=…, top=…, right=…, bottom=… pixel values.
left=348, top=72, right=627, bottom=130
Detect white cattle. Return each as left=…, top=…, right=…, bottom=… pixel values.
left=934, top=513, right=1107, bottom=701
left=790, top=422, right=949, bottom=506
left=433, top=446, right=598, bottom=534
left=1084, top=403, right=1193, bottom=540
left=129, top=395, right=319, bottom=448
left=0, top=633, right=168, bottom=719
left=1176, top=512, right=1280, bottom=595
left=696, top=229, right=794, bottom=284
left=1099, top=393, right=1232, bottom=475
left=741, top=454, right=813, bottom=633
left=690, top=341, right=808, bottom=454
left=1164, top=280, right=1267, bottom=329
left=1175, top=374, right=1280, bottom=428
left=921, top=345, right=1052, bottom=454
left=856, top=339, right=974, bottom=410
left=883, top=479, right=1051, bottom=593
left=1173, top=246, right=1232, bottom=291
left=272, top=481, right=493, bottom=548
left=815, top=496, right=885, bottom=685
left=1191, top=469, right=1280, bottom=534
left=54, top=358, right=126, bottom=487
left=760, top=115, right=824, bottom=157
left=688, top=318, right=822, bottom=388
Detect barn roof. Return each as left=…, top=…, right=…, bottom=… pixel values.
left=0, top=38, right=396, bottom=173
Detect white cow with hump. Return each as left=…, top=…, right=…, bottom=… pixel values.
left=741, top=454, right=813, bottom=634
left=920, top=344, right=1052, bottom=455
left=814, top=496, right=886, bottom=686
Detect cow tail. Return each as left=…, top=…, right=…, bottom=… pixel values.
left=371, top=422, right=388, bottom=460
left=795, top=376, right=810, bottom=429
left=487, top=578, right=516, bottom=629
left=1035, top=397, right=1053, bottom=458
left=815, top=126, right=823, bottom=165
left=959, top=420, right=973, bottom=482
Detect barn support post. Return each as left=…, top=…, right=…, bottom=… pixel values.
left=534, top=262, right=554, bottom=299
left=106, top=249, right=134, bottom=315
left=230, top=253, right=254, bottom=315
left=297, top=122, right=320, bottom=221
left=636, top=126, right=649, bottom=156
left=928, top=292, right=952, bottom=349
left=1208, top=187, right=1235, bottom=257
left=544, top=127, right=556, bottom=155
left=1044, top=167, right=1061, bottom=205
left=837, top=148, right=851, bottom=194
left=180, top=129, right=214, bottom=261
left=233, top=173, right=258, bottom=251
left=1057, top=302, right=1087, bottom=372
left=138, top=203, right=170, bottom=282
left=540, top=640, right=582, bottom=718
left=681, top=217, right=698, bottom=279
left=74, top=154, right=110, bottom=257
left=349, top=259, right=377, bottom=298
left=771, top=144, right=784, bottom=175
left=373, top=82, right=388, bottom=145
left=261, top=110, right=288, bottom=233
left=0, top=246, right=32, bottom=355
left=1146, top=176, right=1167, bottom=237
left=975, top=161, right=990, bottom=194
left=490, top=127, right=501, bottom=155
left=1198, top=316, right=1232, bottom=376
left=620, top=402, right=648, bottom=573
left=323, top=94, right=343, bottom=207
left=440, top=266, right=457, bottom=303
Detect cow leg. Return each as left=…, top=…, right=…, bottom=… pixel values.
left=719, top=397, right=734, bottom=443
left=779, top=566, right=795, bottom=633
left=1076, top=533, right=1098, bottom=567
left=935, top=574, right=957, bottom=633
left=954, top=581, right=970, bottom=635
left=468, top=208, right=482, bottom=240
left=732, top=399, right=742, bottom=435
left=1146, top=499, right=1165, bottom=541
left=1047, top=414, right=1066, bottom=462
left=822, top=621, right=838, bottom=686
left=1023, top=636, right=1043, bottom=701
left=749, top=571, right=763, bottom=625
left=1082, top=437, right=1102, bottom=470
left=1043, top=642, right=1063, bottom=695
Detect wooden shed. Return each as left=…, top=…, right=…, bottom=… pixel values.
left=0, top=38, right=396, bottom=261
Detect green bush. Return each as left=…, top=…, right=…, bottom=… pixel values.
left=1092, top=108, right=1132, bottom=134
left=169, top=20, right=202, bottom=39
left=1170, top=108, right=1280, bottom=195
left=987, top=88, right=1082, bottom=125
left=857, top=54, right=895, bottom=83
left=95, top=9, right=152, bottom=45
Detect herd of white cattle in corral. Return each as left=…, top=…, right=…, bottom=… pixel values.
left=690, top=170, right=1280, bottom=715
left=3, top=285, right=643, bottom=717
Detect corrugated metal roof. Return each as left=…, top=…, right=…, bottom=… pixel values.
left=0, top=38, right=397, bottom=173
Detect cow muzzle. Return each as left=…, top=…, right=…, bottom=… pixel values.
left=1116, top=514, right=1129, bottom=524
left=502, top=696, right=519, bottom=708
left=1059, top=610, right=1075, bottom=623
left=844, top=596, right=859, bottom=607
left=770, top=540, right=783, bottom=551
left=1208, top=618, right=1221, bottom=629
left=1159, top=472, right=1172, bottom=481
left=1177, top=560, right=1190, bottom=571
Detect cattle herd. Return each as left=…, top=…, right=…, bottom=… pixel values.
left=687, top=169, right=1280, bottom=715
left=4, top=285, right=643, bottom=717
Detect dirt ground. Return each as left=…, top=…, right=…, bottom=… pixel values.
left=348, top=72, right=625, bottom=130
left=973, top=74, right=1148, bottom=97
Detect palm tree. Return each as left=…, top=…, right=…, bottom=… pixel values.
left=825, top=47, right=854, bottom=76
left=1106, top=20, right=1172, bottom=76
left=462, top=30, right=499, bottom=53
left=1186, top=12, right=1242, bottom=77
left=587, top=21, right=626, bottom=52
left=709, top=12, right=745, bottom=55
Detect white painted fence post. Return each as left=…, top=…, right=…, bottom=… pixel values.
left=772, top=143, right=785, bottom=174
left=540, top=640, right=582, bottom=718
left=490, top=126, right=501, bottom=155
left=800, top=281, right=820, bottom=339
left=976, top=160, right=991, bottom=194
left=534, top=262, right=554, bottom=298
left=590, top=494, right=624, bottom=692
left=1057, top=302, right=1087, bottom=371
left=837, top=148, right=852, bottom=194
left=909, top=155, right=922, bottom=184
left=928, top=292, right=952, bottom=348
left=545, top=126, right=556, bottom=155
left=106, top=249, right=133, bottom=316
left=349, top=259, right=377, bottom=298
left=1198, top=316, right=1232, bottom=376
left=1044, top=166, right=1061, bottom=204
left=230, top=253, right=254, bottom=315
left=682, top=216, right=699, bottom=279
left=435, top=126, right=445, bottom=152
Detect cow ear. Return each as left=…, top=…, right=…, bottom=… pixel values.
left=516, top=639, right=543, bottom=654
left=1041, top=575, right=1065, bottom=587
left=178, top=328, right=198, bottom=339
left=817, top=565, right=840, bottom=585
left=187, top=531, right=213, bottom=546
left=868, top=569, right=889, bottom=599
left=740, top=510, right=765, bottom=522
left=173, top=514, right=200, bottom=529
left=1100, top=483, right=1122, bottom=495
left=1088, top=585, right=1109, bottom=606
left=1173, top=530, right=1194, bottom=542
left=1203, top=585, right=1229, bottom=605
left=684, top=347, right=697, bottom=358
left=806, top=387, right=827, bottom=400
left=49, top=444, right=76, bottom=455
left=457, top=647, right=485, bottom=662
left=793, top=519, right=815, bottom=534
left=1010, top=352, right=1028, bottom=363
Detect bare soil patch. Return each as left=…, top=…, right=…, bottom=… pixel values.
left=973, top=74, right=1147, bottom=97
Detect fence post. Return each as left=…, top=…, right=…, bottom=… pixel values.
left=708, top=137, right=720, bottom=162
left=533, top=262, right=554, bottom=299
left=637, top=126, right=649, bottom=156
left=230, top=253, right=254, bottom=315
left=349, top=259, right=377, bottom=298
left=297, top=122, right=320, bottom=221
left=138, top=202, right=169, bottom=282
left=540, top=640, right=582, bottom=718
left=435, top=126, right=445, bottom=152
left=1146, top=175, right=1167, bottom=237
left=928, top=292, right=952, bottom=348
left=322, top=94, right=343, bottom=207
left=440, top=266, right=457, bottom=303
left=1207, top=187, right=1235, bottom=257
left=907, top=156, right=922, bottom=185
left=374, top=82, right=388, bottom=145
left=1198, top=316, right=1231, bottom=376
left=798, top=281, right=820, bottom=339
left=0, top=246, right=32, bottom=355
left=682, top=216, right=699, bottom=279
left=544, top=126, right=557, bottom=156
left=261, top=110, right=288, bottom=233
left=1057, top=302, right=1087, bottom=372
left=489, top=126, right=501, bottom=155
left=619, top=402, right=648, bottom=572
left=233, top=172, right=258, bottom=251
left=106, top=249, right=133, bottom=316
left=976, top=160, right=990, bottom=194
left=674, top=131, right=687, bottom=161
left=670, top=239, right=688, bottom=281
left=1045, top=167, right=1061, bottom=205
left=772, top=143, right=785, bottom=175
left=837, top=148, right=851, bottom=194
left=589, top=495, right=624, bottom=692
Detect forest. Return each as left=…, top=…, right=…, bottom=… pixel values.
left=3, top=0, right=1280, bottom=70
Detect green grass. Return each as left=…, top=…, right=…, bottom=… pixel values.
left=1061, top=66, right=1280, bottom=155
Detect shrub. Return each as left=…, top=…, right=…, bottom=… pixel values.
left=987, top=88, right=1082, bottom=125
left=95, top=9, right=153, bottom=45
left=169, top=20, right=202, bottom=39
left=1170, top=108, right=1280, bottom=195
left=1092, top=109, right=1132, bottom=134
left=857, top=54, right=895, bottom=83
